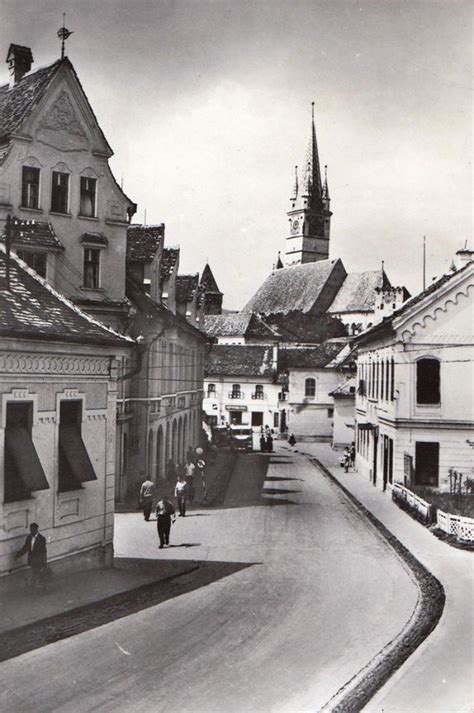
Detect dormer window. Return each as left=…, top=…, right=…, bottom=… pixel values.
left=80, top=177, right=97, bottom=217
left=16, top=249, right=47, bottom=279
left=51, top=171, right=69, bottom=213
left=21, top=166, right=40, bottom=209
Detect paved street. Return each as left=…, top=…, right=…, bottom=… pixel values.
left=0, top=447, right=419, bottom=713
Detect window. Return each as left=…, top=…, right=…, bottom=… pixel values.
left=21, top=166, right=40, bottom=209
left=416, top=358, right=440, bottom=404
left=80, top=176, right=97, bottom=217
left=327, top=408, right=334, bottom=418
left=4, top=402, right=49, bottom=503
left=253, top=384, right=264, bottom=399
left=16, top=250, right=47, bottom=278
left=273, top=412, right=279, bottom=428
left=305, top=378, right=316, bottom=397
left=231, top=384, right=241, bottom=398
left=51, top=171, right=69, bottom=213
left=207, top=383, right=216, bottom=398
left=390, top=357, right=395, bottom=401
left=83, top=248, right=100, bottom=288
left=58, top=401, right=97, bottom=492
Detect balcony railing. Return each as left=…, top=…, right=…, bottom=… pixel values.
left=228, top=391, right=243, bottom=399
left=251, top=392, right=264, bottom=400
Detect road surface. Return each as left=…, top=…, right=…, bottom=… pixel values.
left=0, top=448, right=419, bottom=712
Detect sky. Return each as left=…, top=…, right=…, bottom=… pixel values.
left=1, top=0, right=472, bottom=309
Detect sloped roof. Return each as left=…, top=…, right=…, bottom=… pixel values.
left=203, top=312, right=280, bottom=340
left=0, top=247, right=132, bottom=347
left=127, top=224, right=164, bottom=262
left=160, top=247, right=179, bottom=280
left=0, top=59, right=62, bottom=140
left=327, top=270, right=388, bottom=313
left=0, top=218, right=63, bottom=251
left=279, top=342, right=347, bottom=369
left=242, top=259, right=342, bottom=315
left=205, top=345, right=275, bottom=377
left=200, top=263, right=222, bottom=295
left=176, top=274, right=199, bottom=304
left=355, top=260, right=474, bottom=345
left=329, top=378, right=356, bottom=398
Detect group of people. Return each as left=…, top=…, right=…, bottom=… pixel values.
left=139, top=448, right=207, bottom=548
left=259, top=428, right=274, bottom=452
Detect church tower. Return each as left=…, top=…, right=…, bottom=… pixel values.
left=286, top=103, right=332, bottom=265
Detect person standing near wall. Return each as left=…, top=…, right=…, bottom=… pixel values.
left=15, top=523, right=47, bottom=589
left=139, top=473, right=155, bottom=521
left=175, top=475, right=188, bottom=517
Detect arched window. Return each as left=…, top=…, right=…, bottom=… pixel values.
left=305, top=378, right=316, bottom=397
left=416, top=358, right=440, bottom=404
left=207, top=383, right=216, bottom=397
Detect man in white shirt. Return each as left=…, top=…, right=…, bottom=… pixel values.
left=139, top=473, right=155, bottom=521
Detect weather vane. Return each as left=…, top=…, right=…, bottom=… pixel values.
left=57, top=13, right=73, bottom=59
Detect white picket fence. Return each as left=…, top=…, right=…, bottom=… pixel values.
left=436, top=509, right=474, bottom=543
left=391, top=483, right=474, bottom=543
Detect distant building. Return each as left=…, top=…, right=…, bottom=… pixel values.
left=0, top=248, right=131, bottom=577
left=354, top=255, right=473, bottom=492
left=204, top=345, right=280, bottom=431
left=200, top=263, right=223, bottom=315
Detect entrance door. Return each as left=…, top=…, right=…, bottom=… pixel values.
left=280, top=409, right=286, bottom=433
left=372, top=430, right=378, bottom=486
left=251, top=411, right=263, bottom=427
left=415, top=442, right=439, bottom=486
left=382, top=435, right=389, bottom=491
left=229, top=411, right=242, bottom=425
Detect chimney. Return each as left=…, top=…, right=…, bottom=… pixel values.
left=6, top=44, right=33, bottom=87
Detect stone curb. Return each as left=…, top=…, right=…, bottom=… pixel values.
left=307, top=456, right=446, bottom=713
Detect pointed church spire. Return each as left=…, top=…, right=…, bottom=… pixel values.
left=301, top=102, right=323, bottom=206
left=322, top=164, right=330, bottom=201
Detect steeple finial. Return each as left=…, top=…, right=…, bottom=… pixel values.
left=57, top=13, right=73, bottom=59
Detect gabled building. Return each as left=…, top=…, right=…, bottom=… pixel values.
left=0, top=246, right=132, bottom=577
left=175, top=273, right=204, bottom=327
left=354, top=254, right=473, bottom=492
left=0, top=44, right=136, bottom=330
left=160, top=246, right=179, bottom=313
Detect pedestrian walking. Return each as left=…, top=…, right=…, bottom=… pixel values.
left=196, top=457, right=207, bottom=503
left=184, top=459, right=196, bottom=504
left=260, top=432, right=266, bottom=452
left=15, top=523, right=47, bottom=589
left=175, top=475, right=188, bottom=517
left=343, top=446, right=351, bottom=473
left=288, top=433, right=296, bottom=447
left=350, top=442, right=356, bottom=470
left=139, top=473, right=155, bottom=521
left=156, top=497, right=176, bottom=548
left=266, top=433, right=273, bottom=452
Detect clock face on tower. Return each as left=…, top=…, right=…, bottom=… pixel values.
left=291, top=219, right=299, bottom=235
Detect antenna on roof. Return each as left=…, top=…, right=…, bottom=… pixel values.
left=57, top=13, right=73, bottom=59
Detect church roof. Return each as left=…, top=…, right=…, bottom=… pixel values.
left=327, top=270, right=388, bottom=314
left=0, top=247, right=132, bottom=347
left=127, top=224, right=164, bottom=262
left=242, top=259, right=344, bottom=315
left=176, top=274, right=200, bottom=304
left=0, top=59, right=62, bottom=141
left=200, top=263, right=222, bottom=295
left=1, top=217, right=64, bottom=251
left=205, top=345, right=275, bottom=378
left=160, top=247, right=179, bottom=280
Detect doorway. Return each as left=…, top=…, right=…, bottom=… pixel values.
left=415, top=442, right=439, bottom=486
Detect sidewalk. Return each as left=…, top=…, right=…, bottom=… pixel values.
left=287, top=440, right=473, bottom=713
